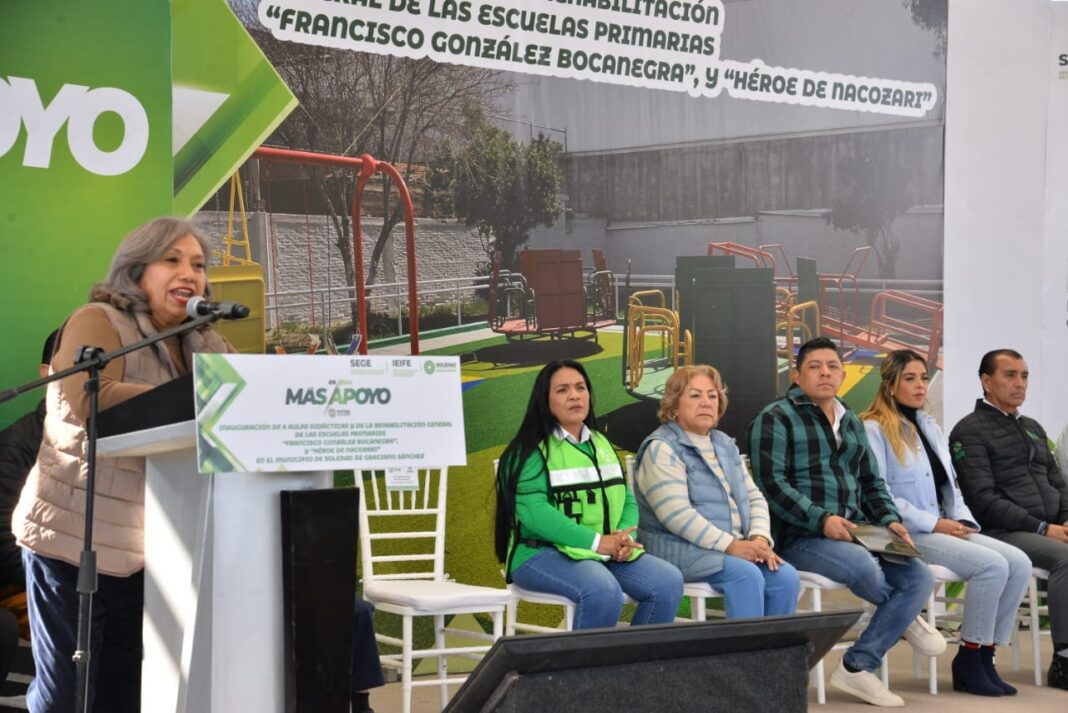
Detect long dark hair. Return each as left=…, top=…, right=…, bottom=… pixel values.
left=493, top=360, right=598, bottom=563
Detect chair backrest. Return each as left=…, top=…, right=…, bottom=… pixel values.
left=358, top=467, right=449, bottom=584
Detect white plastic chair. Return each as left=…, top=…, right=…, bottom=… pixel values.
left=797, top=570, right=888, bottom=704
left=913, top=564, right=963, bottom=694
left=358, top=468, right=512, bottom=713
left=1010, top=567, right=1052, bottom=686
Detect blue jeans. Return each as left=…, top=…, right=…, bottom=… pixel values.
left=782, top=536, right=934, bottom=672
left=23, top=549, right=143, bottom=713
left=704, top=556, right=800, bottom=619
left=912, top=532, right=1031, bottom=646
left=511, top=548, right=684, bottom=630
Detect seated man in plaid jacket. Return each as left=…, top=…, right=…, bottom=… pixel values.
left=747, top=338, right=941, bottom=708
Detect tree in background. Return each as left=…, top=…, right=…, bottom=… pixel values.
left=826, top=153, right=913, bottom=280
left=426, top=117, right=564, bottom=271
left=902, top=0, right=948, bottom=58
left=228, top=0, right=508, bottom=325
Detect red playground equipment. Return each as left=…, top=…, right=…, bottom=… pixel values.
left=708, top=241, right=943, bottom=368
left=488, top=248, right=617, bottom=341
left=252, top=147, right=420, bottom=355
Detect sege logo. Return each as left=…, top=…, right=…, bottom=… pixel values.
left=0, top=76, right=149, bottom=176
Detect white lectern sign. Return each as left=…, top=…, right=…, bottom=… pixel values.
left=193, top=354, right=466, bottom=473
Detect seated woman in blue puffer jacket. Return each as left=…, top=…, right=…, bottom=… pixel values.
left=635, top=365, right=799, bottom=618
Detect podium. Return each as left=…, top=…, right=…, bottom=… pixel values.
left=98, top=420, right=331, bottom=712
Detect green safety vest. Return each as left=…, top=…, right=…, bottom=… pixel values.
left=540, top=431, right=640, bottom=563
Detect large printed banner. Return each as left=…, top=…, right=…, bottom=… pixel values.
left=0, top=0, right=295, bottom=427
left=259, top=0, right=938, bottom=116
left=194, top=354, right=467, bottom=473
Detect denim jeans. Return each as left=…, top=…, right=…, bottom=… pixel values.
left=782, top=536, right=934, bottom=672
left=511, top=548, right=684, bottom=630
left=23, top=549, right=143, bottom=713
left=912, top=532, right=1031, bottom=646
left=704, top=557, right=800, bottom=619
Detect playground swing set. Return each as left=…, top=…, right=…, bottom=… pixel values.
left=208, top=146, right=423, bottom=356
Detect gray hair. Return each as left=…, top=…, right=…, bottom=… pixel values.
left=89, top=217, right=214, bottom=312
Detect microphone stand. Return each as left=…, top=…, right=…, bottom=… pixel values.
left=0, top=311, right=220, bottom=713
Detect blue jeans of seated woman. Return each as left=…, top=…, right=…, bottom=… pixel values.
left=782, top=537, right=934, bottom=672
left=911, top=531, right=1031, bottom=646
left=704, top=556, right=800, bottom=618
left=511, top=548, right=684, bottom=630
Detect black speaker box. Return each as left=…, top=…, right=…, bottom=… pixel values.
left=446, top=609, right=860, bottom=713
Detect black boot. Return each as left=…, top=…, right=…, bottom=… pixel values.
left=979, top=645, right=1016, bottom=695
left=952, top=645, right=1003, bottom=696
left=351, top=690, right=376, bottom=713
left=1050, top=653, right=1068, bottom=691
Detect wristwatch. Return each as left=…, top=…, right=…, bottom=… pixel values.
left=751, top=535, right=771, bottom=546
left=1037, top=521, right=1049, bottom=536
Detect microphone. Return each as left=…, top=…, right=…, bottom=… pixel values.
left=186, top=296, right=251, bottom=320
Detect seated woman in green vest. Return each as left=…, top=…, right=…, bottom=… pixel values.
left=495, top=360, right=684, bottom=629
left=635, top=365, right=799, bottom=618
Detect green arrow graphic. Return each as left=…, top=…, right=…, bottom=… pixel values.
left=171, top=0, right=296, bottom=216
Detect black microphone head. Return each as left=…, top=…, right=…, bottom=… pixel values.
left=223, top=302, right=251, bottom=319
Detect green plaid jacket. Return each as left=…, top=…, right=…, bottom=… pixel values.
left=746, top=385, right=900, bottom=550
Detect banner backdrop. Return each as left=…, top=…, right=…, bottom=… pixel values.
left=0, top=0, right=295, bottom=427
left=0, top=0, right=173, bottom=424
left=231, top=0, right=948, bottom=433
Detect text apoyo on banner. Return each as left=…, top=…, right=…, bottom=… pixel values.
left=0, top=76, right=149, bottom=176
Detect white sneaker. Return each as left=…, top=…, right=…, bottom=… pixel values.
left=904, top=616, right=946, bottom=656
left=830, top=660, right=905, bottom=707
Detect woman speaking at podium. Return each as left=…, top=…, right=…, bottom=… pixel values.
left=494, top=360, right=683, bottom=630
left=13, top=217, right=232, bottom=712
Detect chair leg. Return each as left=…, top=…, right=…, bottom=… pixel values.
left=402, top=615, right=414, bottom=713
left=492, top=609, right=504, bottom=640
left=1030, top=577, right=1042, bottom=687
left=811, top=588, right=826, bottom=705
left=435, top=613, right=448, bottom=710
left=927, top=588, right=938, bottom=695
left=564, top=603, right=575, bottom=631
left=694, top=594, right=706, bottom=622
left=1011, top=621, right=1021, bottom=671
left=506, top=600, right=518, bottom=636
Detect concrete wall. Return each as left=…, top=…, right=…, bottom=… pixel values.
left=564, top=124, right=945, bottom=223
left=528, top=207, right=944, bottom=282
left=194, top=212, right=486, bottom=326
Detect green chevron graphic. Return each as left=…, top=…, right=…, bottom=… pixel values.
left=194, top=354, right=249, bottom=473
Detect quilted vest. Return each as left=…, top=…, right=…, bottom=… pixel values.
left=13, top=302, right=229, bottom=576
